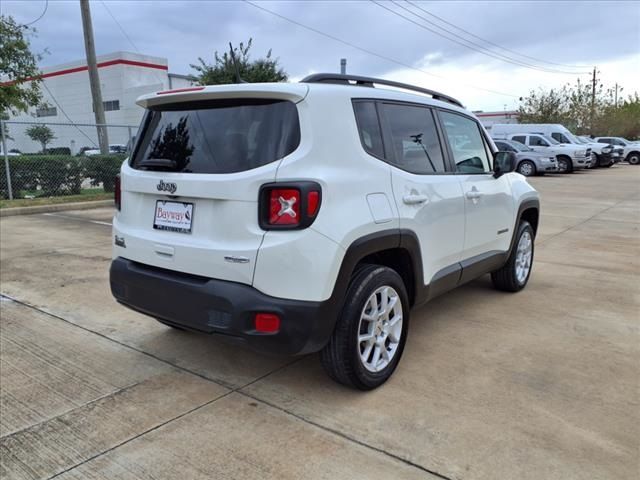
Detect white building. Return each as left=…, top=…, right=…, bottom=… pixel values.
left=3, top=51, right=193, bottom=154
left=475, top=110, right=520, bottom=131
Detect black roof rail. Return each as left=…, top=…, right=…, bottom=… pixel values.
left=300, top=73, right=464, bottom=108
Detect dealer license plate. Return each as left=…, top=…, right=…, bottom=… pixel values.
left=153, top=201, right=193, bottom=233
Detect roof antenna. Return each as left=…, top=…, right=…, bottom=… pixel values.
left=229, top=42, right=246, bottom=84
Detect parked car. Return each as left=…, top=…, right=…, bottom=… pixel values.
left=492, top=131, right=589, bottom=173
left=109, top=74, right=540, bottom=390
left=0, top=148, right=20, bottom=157
left=577, top=136, right=619, bottom=166
left=492, top=138, right=557, bottom=176
left=84, top=144, right=127, bottom=156
left=491, top=123, right=595, bottom=172
left=593, top=137, right=640, bottom=165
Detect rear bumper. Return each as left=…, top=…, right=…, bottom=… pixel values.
left=538, top=159, right=558, bottom=172
left=109, top=257, right=339, bottom=355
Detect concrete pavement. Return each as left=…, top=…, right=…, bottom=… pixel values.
left=1, top=166, right=638, bottom=479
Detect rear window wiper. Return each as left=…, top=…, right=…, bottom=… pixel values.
left=137, top=158, right=177, bottom=170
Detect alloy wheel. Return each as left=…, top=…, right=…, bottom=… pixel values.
left=357, top=286, right=403, bottom=373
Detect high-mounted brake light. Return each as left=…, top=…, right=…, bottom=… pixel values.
left=259, top=182, right=322, bottom=230
left=114, top=174, right=121, bottom=211
left=156, top=86, right=205, bottom=95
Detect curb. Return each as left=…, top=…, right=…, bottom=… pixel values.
left=0, top=200, right=114, bottom=217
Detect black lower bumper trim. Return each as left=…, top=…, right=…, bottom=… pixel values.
left=109, top=258, right=339, bottom=355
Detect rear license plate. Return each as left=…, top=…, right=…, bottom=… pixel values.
left=153, top=201, right=193, bottom=233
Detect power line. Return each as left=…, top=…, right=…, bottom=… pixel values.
left=373, top=0, right=590, bottom=75
left=405, top=0, right=590, bottom=70
left=99, top=0, right=139, bottom=52
left=98, top=0, right=168, bottom=87
left=24, top=0, right=48, bottom=26
left=242, top=0, right=518, bottom=98
left=41, top=82, right=98, bottom=147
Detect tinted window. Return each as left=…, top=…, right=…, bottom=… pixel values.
left=381, top=103, right=445, bottom=174
left=439, top=111, right=491, bottom=173
left=353, top=101, right=384, bottom=158
left=529, top=135, right=549, bottom=147
left=597, top=138, right=610, bottom=144
left=512, top=135, right=526, bottom=144
left=131, top=99, right=300, bottom=174
left=551, top=132, right=569, bottom=143
left=495, top=141, right=512, bottom=152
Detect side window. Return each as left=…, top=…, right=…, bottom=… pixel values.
left=380, top=103, right=446, bottom=174
left=353, top=101, right=385, bottom=159
left=496, top=141, right=513, bottom=152
left=529, top=135, right=548, bottom=147
left=551, top=132, right=568, bottom=143
left=512, top=135, right=526, bottom=144
left=439, top=111, right=491, bottom=174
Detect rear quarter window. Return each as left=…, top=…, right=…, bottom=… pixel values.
left=131, top=99, right=300, bottom=174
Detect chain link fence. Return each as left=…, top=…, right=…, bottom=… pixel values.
left=1, top=120, right=139, bottom=202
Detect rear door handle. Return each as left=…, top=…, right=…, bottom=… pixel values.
left=465, top=190, right=483, bottom=200
left=403, top=194, right=429, bottom=205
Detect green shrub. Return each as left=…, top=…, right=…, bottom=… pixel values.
left=0, top=155, right=86, bottom=199
left=82, top=154, right=126, bottom=192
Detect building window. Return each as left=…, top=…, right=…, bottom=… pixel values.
left=103, top=100, right=120, bottom=111
left=36, top=106, right=57, bottom=117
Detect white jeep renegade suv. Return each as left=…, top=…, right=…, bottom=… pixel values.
left=110, top=74, right=540, bottom=390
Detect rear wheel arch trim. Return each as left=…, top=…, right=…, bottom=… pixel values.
left=331, top=229, right=424, bottom=308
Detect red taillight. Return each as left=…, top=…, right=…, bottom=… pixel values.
left=259, top=182, right=322, bottom=230
left=269, top=188, right=300, bottom=225
left=255, top=313, right=280, bottom=333
left=114, top=174, right=121, bottom=211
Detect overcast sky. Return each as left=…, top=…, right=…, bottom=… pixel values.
left=3, top=0, right=639, bottom=111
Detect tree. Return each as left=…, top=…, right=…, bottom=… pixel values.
left=594, top=94, right=640, bottom=139
left=518, top=74, right=636, bottom=136
left=518, top=86, right=570, bottom=126
left=191, top=38, right=287, bottom=85
left=0, top=15, right=43, bottom=115
left=26, top=124, right=55, bottom=152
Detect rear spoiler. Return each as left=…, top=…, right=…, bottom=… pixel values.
left=137, top=83, right=309, bottom=109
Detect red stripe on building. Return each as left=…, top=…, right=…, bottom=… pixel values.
left=1, top=59, right=168, bottom=86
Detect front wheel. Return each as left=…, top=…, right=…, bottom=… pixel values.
left=556, top=157, right=571, bottom=173
left=627, top=153, right=640, bottom=165
left=491, top=221, right=535, bottom=292
left=320, top=265, right=410, bottom=390
left=517, top=160, right=536, bottom=177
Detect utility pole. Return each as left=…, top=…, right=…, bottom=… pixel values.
left=340, top=58, right=347, bottom=75
left=590, top=67, right=597, bottom=135
left=80, top=0, right=108, bottom=154
left=614, top=83, right=619, bottom=108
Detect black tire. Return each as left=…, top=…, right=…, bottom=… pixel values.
left=556, top=156, right=572, bottom=173
left=155, top=318, right=186, bottom=330
left=491, top=221, right=535, bottom=292
left=320, top=264, right=410, bottom=390
left=627, top=152, right=640, bottom=165
left=517, top=160, right=536, bottom=177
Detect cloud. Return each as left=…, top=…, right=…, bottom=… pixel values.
left=3, top=0, right=639, bottom=110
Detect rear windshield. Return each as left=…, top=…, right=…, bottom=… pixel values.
left=130, top=99, right=300, bottom=174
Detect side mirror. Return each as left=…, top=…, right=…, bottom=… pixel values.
left=493, top=151, right=516, bottom=178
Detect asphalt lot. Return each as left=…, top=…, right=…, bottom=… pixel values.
left=1, top=165, right=638, bottom=480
